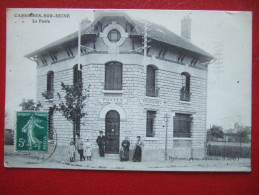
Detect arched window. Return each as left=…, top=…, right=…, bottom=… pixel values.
left=47, top=71, right=54, bottom=99
left=73, top=64, right=82, bottom=84
left=146, top=65, right=158, bottom=97
left=180, top=72, right=191, bottom=101
left=105, top=62, right=122, bottom=90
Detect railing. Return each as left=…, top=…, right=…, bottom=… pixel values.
left=146, top=86, right=159, bottom=97
left=180, top=90, right=191, bottom=101
left=46, top=90, right=54, bottom=99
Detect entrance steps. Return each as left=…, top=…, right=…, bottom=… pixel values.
left=105, top=153, right=120, bottom=160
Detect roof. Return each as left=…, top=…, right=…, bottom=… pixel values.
left=130, top=18, right=213, bottom=59
left=25, top=12, right=213, bottom=60
left=25, top=25, right=97, bottom=58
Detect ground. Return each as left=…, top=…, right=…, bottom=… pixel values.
left=4, top=145, right=251, bottom=171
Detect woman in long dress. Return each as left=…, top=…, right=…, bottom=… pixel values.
left=132, top=136, right=144, bottom=162
left=121, top=137, right=130, bottom=161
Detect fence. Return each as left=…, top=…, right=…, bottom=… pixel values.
left=206, top=141, right=251, bottom=159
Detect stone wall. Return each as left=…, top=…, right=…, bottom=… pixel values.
left=36, top=50, right=207, bottom=161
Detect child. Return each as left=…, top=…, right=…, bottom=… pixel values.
left=84, top=139, right=92, bottom=161
left=67, top=141, right=76, bottom=162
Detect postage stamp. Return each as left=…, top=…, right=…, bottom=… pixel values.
left=16, top=112, right=48, bottom=152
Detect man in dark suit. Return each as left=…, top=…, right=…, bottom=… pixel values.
left=96, top=131, right=106, bottom=157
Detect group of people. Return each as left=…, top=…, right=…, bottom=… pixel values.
left=67, top=137, right=92, bottom=162
left=67, top=131, right=144, bottom=163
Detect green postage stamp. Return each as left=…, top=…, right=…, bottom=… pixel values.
left=16, top=112, right=48, bottom=152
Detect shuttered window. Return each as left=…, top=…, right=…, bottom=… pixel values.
left=75, top=115, right=81, bottom=137
left=105, top=62, right=122, bottom=90
left=173, top=113, right=192, bottom=138
left=48, top=107, right=54, bottom=140
left=47, top=71, right=54, bottom=99
left=146, top=65, right=158, bottom=97
left=180, top=72, right=191, bottom=101
left=73, top=64, right=82, bottom=136
left=146, top=111, right=156, bottom=137
left=73, top=64, right=82, bottom=84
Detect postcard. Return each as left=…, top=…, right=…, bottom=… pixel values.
left=4, top=8, right=252, bottom=171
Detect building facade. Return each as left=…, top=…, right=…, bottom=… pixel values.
left=26, top=11, right=213, bottom=160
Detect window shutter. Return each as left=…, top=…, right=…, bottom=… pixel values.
left=105, top=62, right=122, bottom=90
left=146, top=66, right=156, bottom=97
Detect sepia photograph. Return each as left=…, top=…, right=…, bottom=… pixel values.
left=4, top=8, right=252, bottom=171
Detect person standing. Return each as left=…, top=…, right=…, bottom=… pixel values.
left=132, top=136, right=144, bottom=162
left=67, top=141, right=76, bottom=162
left=96, top=131, right=106, bottom=157
left=121, top=137, right=130, bottom=161
left=76, top=135, right=85, bottom=161
left=84, top=138, right=92, bottom=161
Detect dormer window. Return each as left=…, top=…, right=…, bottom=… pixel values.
left=108, top=29, right=121, bottom=43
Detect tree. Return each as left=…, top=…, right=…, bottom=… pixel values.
left=19, top=99, right=42, bottom=111
left=42, top=81, right=89, bottom=143
left=234, top=122, right=251, bottom=142
left=207, top=125, right=224, bottom=141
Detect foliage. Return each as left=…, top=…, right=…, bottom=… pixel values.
left=19, top=99, right=42, bottom=111
left=207, top=125, right=224, bottom=140
left=42, top=80, right=89, bottom=141
left=234, top=122, right=251, bottom=142
left=42, top=81, right=89, bottom=125
left=56, top=82, right=89, bottom=124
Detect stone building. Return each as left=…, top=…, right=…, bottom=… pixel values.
left=25, top=11, right=213, bottom=160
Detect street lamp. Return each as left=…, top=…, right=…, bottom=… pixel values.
left=164, top=113, right=169, bottom=160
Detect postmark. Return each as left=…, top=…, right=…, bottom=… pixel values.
left=16, top=111, right=48, bottom=152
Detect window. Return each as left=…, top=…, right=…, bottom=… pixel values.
left=146, top=65, right=158, bottom=97
left=173, top=113, right=192, bottom=138
left=108, top=29, right=121, bottom=43
left=73, top=64, right=82, bottom=84
left=146, top=111, right=156, bottom=137
left=180, top=72, right=191, bottom=101
left=75, top=115, right=81, bottom=137
left=73, top=64, right=82, bottom=136
left=105, top=62, right=122, bottom=90
left=48, top=107, right=54, bottom=140
left=46, top=71, right=54, bottom=99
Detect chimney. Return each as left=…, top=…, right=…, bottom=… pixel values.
left=181, top=15, right=191, bottom=40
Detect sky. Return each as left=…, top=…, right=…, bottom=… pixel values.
left=5, top=9, right=252, bottom=130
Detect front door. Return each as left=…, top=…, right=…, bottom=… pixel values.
left=105, top=110, right=120, bottom=154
